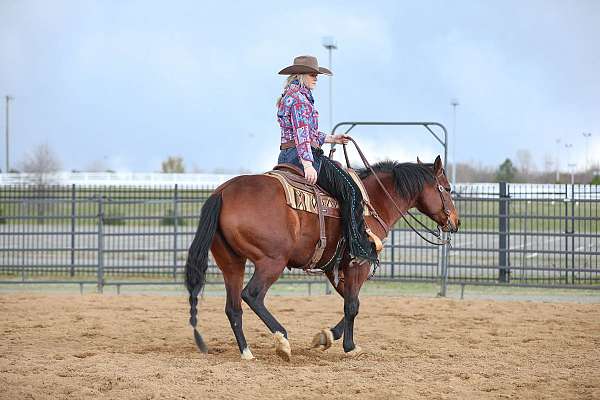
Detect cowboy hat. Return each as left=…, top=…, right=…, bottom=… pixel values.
left=278, top=55, right=333, bottom=76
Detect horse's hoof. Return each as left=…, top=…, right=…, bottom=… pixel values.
left=240, top=347, right=255, bottom=360
left=273, top=331, right=291, bottom=361
left=311, top=329, right=334, bottom=351
left=343, top=345, right=363, bottom=358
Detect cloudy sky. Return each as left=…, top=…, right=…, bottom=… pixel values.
left=1, top=0, right=598, bottom=173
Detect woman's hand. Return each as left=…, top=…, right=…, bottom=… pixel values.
left=302, top=161, right=318, bottom=185
left=326, top=134, right=351, bottom=144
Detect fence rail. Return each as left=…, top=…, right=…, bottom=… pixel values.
left=0, top=182, right=598, bottom=293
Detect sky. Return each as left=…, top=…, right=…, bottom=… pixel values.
left=1, top=0, right=599, bottom=173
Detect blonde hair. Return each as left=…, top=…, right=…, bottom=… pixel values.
left=276, top=74, right=309, bottom=107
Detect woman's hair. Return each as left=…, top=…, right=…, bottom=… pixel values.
left=276, top=74, right=309, bottom=107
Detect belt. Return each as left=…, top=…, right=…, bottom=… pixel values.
left=280, top=140, right=321, bottom=150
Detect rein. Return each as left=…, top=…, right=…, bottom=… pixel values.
left=331, top=140, right=452, bottom=247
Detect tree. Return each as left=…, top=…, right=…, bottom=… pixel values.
left=19, top=143, right=62, bottom=222
left=21, top=143, right=61, bottom=175
left=495, top=158, right=518, bottom=182
left=516, top=149, right=536, bottom=179
left=161, top=156, right=185, bottom=173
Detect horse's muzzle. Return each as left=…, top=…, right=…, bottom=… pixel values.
left=442, top=218, right=460, bottom=233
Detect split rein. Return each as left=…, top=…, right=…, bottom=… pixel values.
left=329, top=139, right=452, bottom=247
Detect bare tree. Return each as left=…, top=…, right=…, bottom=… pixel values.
left=22, top=143, right=61, bottom=173
left=542, top=153, right=554, bottom=173
left=455, top=162, right=495, bottom=182
left=19, top=143, right=62, bottom=223
left=516, top=149, right=536, bottom=178
left=161, top=156, right=185, bottom=173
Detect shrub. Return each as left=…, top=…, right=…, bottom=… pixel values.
left=103, top=214, right=126, bottom=226
left=161, top=208, right=186, bottom=226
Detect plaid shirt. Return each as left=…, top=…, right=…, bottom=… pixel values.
left=277, top=81, right=326, bottom=163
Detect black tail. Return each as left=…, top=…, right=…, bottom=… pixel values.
left=185, top=192, right=222, bottom=353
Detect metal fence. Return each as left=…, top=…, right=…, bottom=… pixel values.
left=0, top=183, right=598, bottom=293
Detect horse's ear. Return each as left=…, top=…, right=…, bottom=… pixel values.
left=417, top=156, right=423, bottom=164
left=433, top=155, right=443, bottom=174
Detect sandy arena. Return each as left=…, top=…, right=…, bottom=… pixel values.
left=1, top=293, right=599, bottom=399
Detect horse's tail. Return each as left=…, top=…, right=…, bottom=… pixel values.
left=185, top=192, right=222, bottom=353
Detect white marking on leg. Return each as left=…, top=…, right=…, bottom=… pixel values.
left=273, top=331, right=291, bottom=361
left=312, top=328, right=335, bottom=351
left=343, top=345, right=363, bottom=358
left=240, top=347, right=254, bottom=360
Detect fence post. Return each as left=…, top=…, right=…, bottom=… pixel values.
left=498, top=182, right=510, bottom=282
left=390, top=226, right=395, bottom=278
left=438, top=233, right=449, bottom=297
left=97, top=196, right=104, bottom=293
left=570, top=183, right=576, bottom=284
left=173, top=184, right=179, bottom=281
left=70, top=184, right=76, bottom=277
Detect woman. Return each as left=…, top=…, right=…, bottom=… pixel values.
left=276, top=55, right=378, bottom=264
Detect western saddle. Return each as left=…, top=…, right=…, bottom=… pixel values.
left=264, top=163, right=385, bottom=272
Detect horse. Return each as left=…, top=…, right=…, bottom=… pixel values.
left=185, top=155, right=460, bottom=360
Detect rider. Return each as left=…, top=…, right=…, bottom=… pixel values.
left=276, top=55, right=378, bottom=265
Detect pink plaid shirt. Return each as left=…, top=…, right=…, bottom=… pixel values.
left=277, top=82, right=326, bottom=163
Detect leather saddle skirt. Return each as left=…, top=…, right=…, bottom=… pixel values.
left=264, top=163, right=372, bottom=219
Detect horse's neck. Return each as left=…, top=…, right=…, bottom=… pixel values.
left=363, top=173, right=416, bottom=227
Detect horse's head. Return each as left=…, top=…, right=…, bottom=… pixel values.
left=415, top=155, right=460, bottom=233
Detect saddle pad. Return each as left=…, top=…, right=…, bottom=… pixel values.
left=264, top=169, right=370, bottom=218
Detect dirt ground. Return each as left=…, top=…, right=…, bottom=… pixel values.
left=1, top=293, right=599, bottom=400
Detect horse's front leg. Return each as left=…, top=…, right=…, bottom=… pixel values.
left=342, top=261, right=371, bottom=355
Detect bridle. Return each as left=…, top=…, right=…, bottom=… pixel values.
left=332, top=139, right=453, bottom=247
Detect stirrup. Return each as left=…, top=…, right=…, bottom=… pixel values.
left=365, top=228, right=383, bottom=252
left=305, top=268, right=326, bottom=275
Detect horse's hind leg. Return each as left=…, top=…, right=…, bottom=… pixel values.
left=312, top=269, right=345, bottom=350
left=212, top=234, right=252, bottom=360
left=241, top=258, right=290, bottom=361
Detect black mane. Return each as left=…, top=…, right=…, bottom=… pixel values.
left=357, top=160, right=436, bottom=199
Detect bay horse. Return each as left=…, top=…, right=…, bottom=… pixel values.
left=185, top=155, right=460, bottom=360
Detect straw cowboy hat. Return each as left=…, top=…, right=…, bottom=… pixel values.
left=278, top=55, right=333, bottom=76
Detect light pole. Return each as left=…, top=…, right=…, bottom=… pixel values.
left=568, top=163, right=576, bottom=185
left=555, top=138, right=561, bottom=182
left=4, top=95, right=13, bottom=173
left=450, top=99, right=459, bottom=186
left=564, top=143, right=573, bottom=183
left=582, top=132, right=592, bottom=171
left=322, top=36, right=337, bottom=133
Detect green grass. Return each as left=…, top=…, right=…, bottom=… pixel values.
left=1, top=278, right=598, bottom=302
left=1, top=185, right=598, bottom=232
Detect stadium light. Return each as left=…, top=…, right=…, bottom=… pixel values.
left=4, top=95, right=13, bottom=173
left=322, top=36, right=337, bottom=133
left=582, top=132, right=592, bottom=171
left=555, top=138, right=561, bottom=182
left=450, top=99, right=459, bottom=186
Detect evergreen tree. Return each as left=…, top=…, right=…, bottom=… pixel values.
left=495, top=158, right=518, bottom=182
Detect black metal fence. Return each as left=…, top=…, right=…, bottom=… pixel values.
left=0, top=183, right=598, bottom=293
left=447, top=183, right=599, bottom=288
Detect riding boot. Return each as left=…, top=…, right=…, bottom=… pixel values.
left=316, top=155, right=379, bottom=265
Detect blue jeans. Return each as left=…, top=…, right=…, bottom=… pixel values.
left=276, top=146, right=377, bottom=263
left=277, top=147, right=323, bottom=173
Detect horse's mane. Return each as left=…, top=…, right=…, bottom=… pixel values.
left=356, top=160, right=436, bottom=199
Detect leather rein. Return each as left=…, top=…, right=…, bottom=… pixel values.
left=330, top=139, right=452, bottom=247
